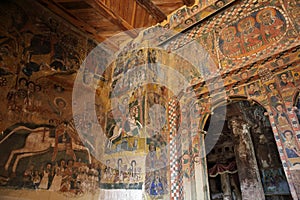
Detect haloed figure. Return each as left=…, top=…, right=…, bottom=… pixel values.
left=283, top=130, right=300, bottom=158
left=150, top=170, right=164, bottom=196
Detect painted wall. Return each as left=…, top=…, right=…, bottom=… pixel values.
left=0, top=0, right=106, bottom=197
left=0, top=0, right=300, bottom=199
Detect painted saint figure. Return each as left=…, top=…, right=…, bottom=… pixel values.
left=238, top=16, right=262, bottom=53
left=22, top=164, right=34, bottom=188
left=247, top=83, right=261, bottom=97
left=220, top=26, right=242, bottom=57
left=123, top=105, right=142, bottom=137
left=278, top=72, right=295, bottom=90
left=266, top=83, right=281, bottom=106
left=282, top=130, right=300, bottom=158
left=274, top=103, right=290, bottom=132
left=146, top=142, right=159, bottom=171
left=32, top=170, right=41, bottom=189
left=39, top=163, right=53, bottom=190
left=257, top=8, right=285, bottom=43
left=49, top=161, right=63, bottom=191
left=149, top=170, right=164, bottom=196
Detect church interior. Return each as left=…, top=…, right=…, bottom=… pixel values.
left=0, top=0, right=300, bottom=199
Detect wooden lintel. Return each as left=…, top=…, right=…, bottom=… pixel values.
left=182, top=0, right=195, bottom=7
left=37, top=0, right=119, bottom=50
left=136, top=0, right=167, bottom=22
left=85, top=0, right=138, bottom=38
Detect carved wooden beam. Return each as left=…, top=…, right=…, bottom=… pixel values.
left=136, top=0, right=167, bottom=22
left=37, top=0, right=119, bottom=50
left=183, top=0, right=195, bottom=7
left=85, top=0, right=138, bottom=38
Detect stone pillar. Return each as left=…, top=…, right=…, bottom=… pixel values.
left=228, top=118, right=265, bottom=200
left=220, top=173, right=231, bottom=200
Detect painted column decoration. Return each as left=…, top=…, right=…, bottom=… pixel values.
left=261, top=67, right=300, bottom=199
left=228, top=117, right=265, bottom=200
left=180, top=106, right=192, bottom=200
left=168, top=96, right=183, bottom=200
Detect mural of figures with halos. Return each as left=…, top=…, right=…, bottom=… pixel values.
left=219, top=7, right=287, bottom=58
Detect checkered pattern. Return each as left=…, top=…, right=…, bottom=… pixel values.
left=162, top=0, right=300, bottom=79
left=168, top=97, right=184, bottom=200
left=160, top=0, right=300, bottom=199
left=165, top=0, right=257, bottom=52
left=168, top=99, right=178, bottom=131
left=154, top=0, right=238, bottom=46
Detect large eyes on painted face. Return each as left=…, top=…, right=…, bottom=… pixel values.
left=149, top=144, right=155, bottom=151
left=281, top=74, right=287, bottom=79
left=191, top=6, right=198, bottom=13
left=276, top=105, right=283, bottom=112
left=285, top=131, right=293, bottom=139
left=215, top=0, right=225, bottom=8
left=225, top=29, right=233, bottom=36
left=223, top=29, right=235, bottom=41
left=244, top=20, right=251, bottom=29
left=262, top=12, right=271, bottom=20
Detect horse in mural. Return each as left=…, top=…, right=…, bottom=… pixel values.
left=1, top=121, right=91, bottom=174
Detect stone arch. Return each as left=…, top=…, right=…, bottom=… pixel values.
left=201, top=98, right=292, bottom=200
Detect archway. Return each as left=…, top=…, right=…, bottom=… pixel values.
left=204, top=100, right=293, bottom=200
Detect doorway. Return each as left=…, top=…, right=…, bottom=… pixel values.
left=205, top=100, right=292, bottom=200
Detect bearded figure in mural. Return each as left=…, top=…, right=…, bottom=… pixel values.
left=257, top=8, right=285, bottom=43
left=220, top=26, right=242, bottom=57
left=238, top=16, right=262, bottom=53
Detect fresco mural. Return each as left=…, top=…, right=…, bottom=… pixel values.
left=0, top=0, right=107, bottom=196
left=219, top=7, right=287, bottom=57
left=245, top=81, right=262, bottom=99
left=160, top=0, right=299, bottom=75
left=100, top=81, right=147, bottom=189
left=105, top=98, right=145, bottom=154
left=261, top=168, right=290, bottom=195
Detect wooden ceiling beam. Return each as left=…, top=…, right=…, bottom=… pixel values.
left=131, top=0, right=137, bottom=25
left=37, top=0, right=119, bottom=50
left=182, top=0, right=195, bottom=7
left=136, top=0, right=167, bottom=22
left=85, top=0, right=138, bottom=38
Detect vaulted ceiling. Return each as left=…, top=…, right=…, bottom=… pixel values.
left=37, top=0, right=195, bottom=48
